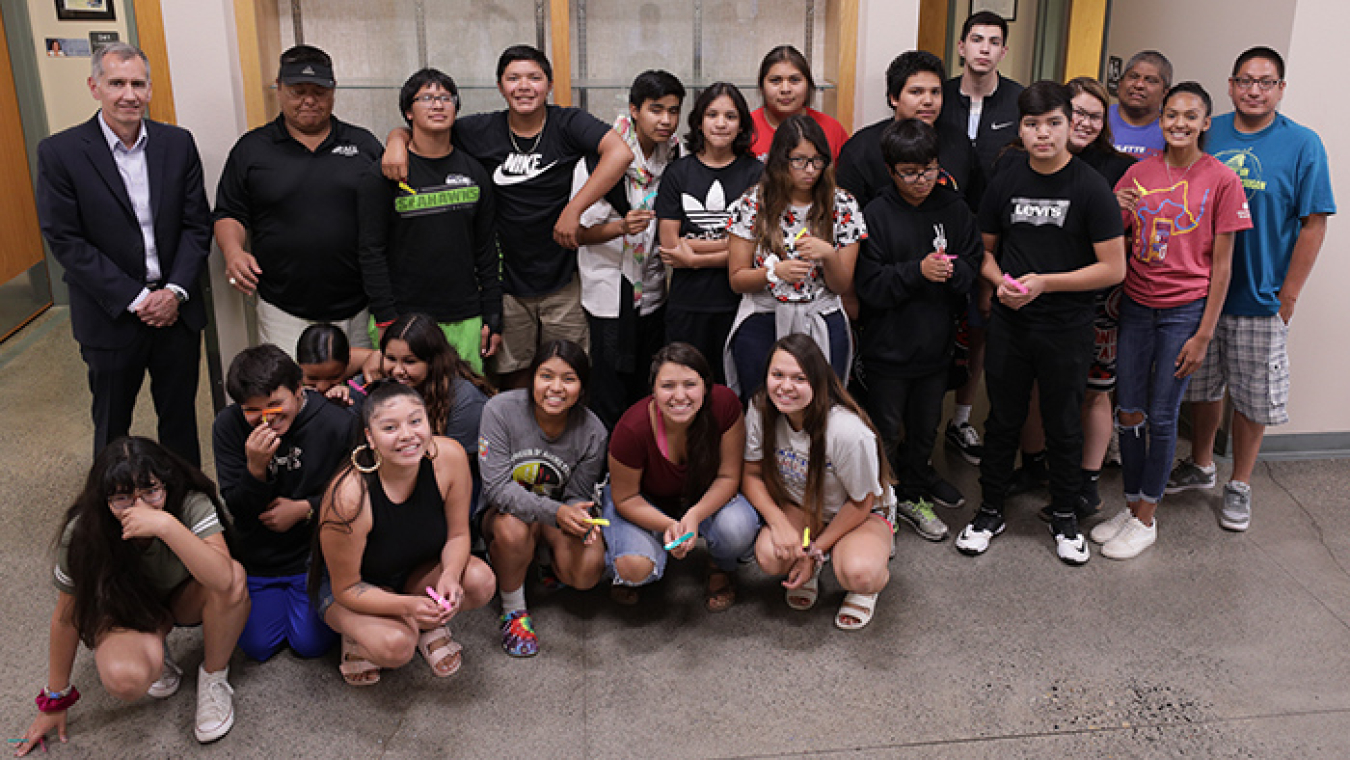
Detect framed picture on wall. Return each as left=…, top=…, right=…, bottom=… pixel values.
left=54, top=0, right=116, bottom=21
left=970, top=0, right=1016, bottom=22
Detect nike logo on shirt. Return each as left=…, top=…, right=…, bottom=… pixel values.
left=492, top=152, right=560, bottom=186
left=991, top=121, right=1015, bottom=130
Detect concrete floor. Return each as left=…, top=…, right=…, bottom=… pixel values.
left=3, top=308, right=1350, bottom=759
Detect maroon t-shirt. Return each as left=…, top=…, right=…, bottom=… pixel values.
left=609, top=384, right=742, bottom=516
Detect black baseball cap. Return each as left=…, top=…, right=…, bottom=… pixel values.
left=278, top=45, right=335, bottom=88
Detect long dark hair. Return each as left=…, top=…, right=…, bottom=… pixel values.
left=527, top=339, right=591, bottom=427
left=380, top=313, right=493, bottom=435
left=649, top=343, right=721, bottom=506
left=1065, top=77, right=1127, bottom=158
left=751, top=334, right=892, bottom=535
left=755, top=113, right=837, bottom=255
left=308, top=380, right=427, bottom=603
left=58, top=437, right=229, bottom=647
left=684, top=82, right=754, bottom=158
left=1163, top=81, right=1213, bottom=151
left=757, top=45, right=816, bottom=105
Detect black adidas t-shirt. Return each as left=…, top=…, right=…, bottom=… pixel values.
left=978, top=153, right=1124, bottom=329
left=454, top=105, right=611, bottom=297
left=654, top=153, right=763, bottom=313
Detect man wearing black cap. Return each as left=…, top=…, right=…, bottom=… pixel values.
left=215, top=44, right=383, bottom=353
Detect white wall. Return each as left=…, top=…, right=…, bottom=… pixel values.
left=1278, top=0, right=1350, bottom=436
left=853, top=0, right=920, bottom=127
left=158, top=0, right=251, bottom=372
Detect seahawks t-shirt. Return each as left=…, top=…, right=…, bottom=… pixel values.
left=454, top=105, right=611, bottom=297
left=979, top=153, right=1124, bottom=329
left=655, top=153, right=763, bottom=313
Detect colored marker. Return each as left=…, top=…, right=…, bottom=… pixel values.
left=936, top=254, right=955, bottom=261
left=641, top=189, right=657, bottom=208
left=261, top=405, right=285, bottom=424
left=399, top=181, right=417, bottom=195
left=663, top=531, right=694, bottom=551
left=1002, top=273, right=1029, bottom=294
left=802, top=527, right=811, bottom=549
left=583, top=517, right=610, bottom=526
left=426, top=586, right=454, bottom=613
left=792, top=228, right=808, bottom=244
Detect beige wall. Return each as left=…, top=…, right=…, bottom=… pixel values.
left=27, top=0, right=131, bottom=131
left=854, top=0, right=921, bottom=127
left=946, top=0, right=1039, bottom=85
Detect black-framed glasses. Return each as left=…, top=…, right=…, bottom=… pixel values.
left=1231, top=76, right=1282, bottom=92
left=894, top=166, right=940, bottom=183
left=413, top=94, right=456, bottom=105
left=1071, top=107, right=1105, bottom=126
left=108, top=484, right=167, bottom=510
left=788, top=155, right=828, bottom=170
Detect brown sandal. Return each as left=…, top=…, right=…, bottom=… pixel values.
left=339, top=637, right=380, bottom=687
left=705, top=569, right=736, bottom=613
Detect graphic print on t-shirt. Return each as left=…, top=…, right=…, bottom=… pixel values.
left=1010, top=197, right=1071, bottom=227
left=492, top=151, right=560, bottom=187
left=395, top=174, right=480, bottom=217
left=682, top=180, right=731, bottom=237
left=508, top=448, right=571, bottom=500
left=1130, top=179, right=1210, bottom=264
left=1212, top=148, right=1266, bottom=193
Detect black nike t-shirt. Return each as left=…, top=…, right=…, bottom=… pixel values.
left=655, top=153, right=764, bottom=313
left=454, top=105, right=611, bottom=297
left=978, top=153, right=1124, bottom=329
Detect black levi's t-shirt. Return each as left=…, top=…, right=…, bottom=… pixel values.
left=453, top=105, right=611, bottom=297
left=655, top=153, right=763, bottom=313
left=978, top=153, right=1123, bottom=328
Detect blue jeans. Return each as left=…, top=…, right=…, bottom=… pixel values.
left=731, top=310, right=849, bottom=402
left=601, top=486, right=761, bottom=585
left=1116, top=295, right=1206, bottom=504
left=240, top=572, right=337, bottom=661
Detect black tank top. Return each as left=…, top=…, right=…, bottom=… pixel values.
left=359, top=458, right=448, bottom=589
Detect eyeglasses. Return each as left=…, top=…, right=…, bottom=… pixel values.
left=787, top=155, right=828, bottom=170
left=413, top=94, right=456, bottom=105
left=894, top=166, right=941, bottom=183
left=1071, top=107, right=1104, bottom=126
left=1231, top=76, right=1282, bottom=92
left=108, top=484, right=167, bottom=511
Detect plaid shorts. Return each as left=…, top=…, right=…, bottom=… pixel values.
left=1184, top=313, right=1290, bottom=426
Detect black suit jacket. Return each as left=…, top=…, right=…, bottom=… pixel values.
left=37, top=114, right=212, bottom=349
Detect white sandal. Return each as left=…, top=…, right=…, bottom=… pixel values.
left=785, top=561, right=822, bottom=611
left=835, top=592, right=879, bottom=631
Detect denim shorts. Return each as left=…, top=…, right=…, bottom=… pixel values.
left=601, top=486, right=761, bottom=586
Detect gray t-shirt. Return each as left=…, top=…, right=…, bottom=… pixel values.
left=477, top=389, right=608, bottom=526
left=745, top=404, right=888, bottom=520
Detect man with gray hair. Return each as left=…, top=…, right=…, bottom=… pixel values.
left=35, top=42, right=235, bottom=743
left=214, top=44, right=382, bottom=353
left=1108, top=50, right=1172, bottom=158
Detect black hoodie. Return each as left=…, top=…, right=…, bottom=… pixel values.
left=213, top=389, right=358, bottom=576
left=855, top=182, right=981, bottom=377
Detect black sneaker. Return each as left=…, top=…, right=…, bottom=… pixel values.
left=1038, top=492, right=1102, bottom=522
left=1050, top=514, right=1090, bottom=566
left=955, top=508, right=1006, bottom=556
left=945, top=421, right=984, bottom=465
left=927, top=478, right=966, bottom=509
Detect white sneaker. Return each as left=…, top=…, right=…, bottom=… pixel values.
left=194, top=666, right=235, bottom=743
left=1101, top=517, right=1157, bottom=560
left=955, top=510, right=1005, bottom=556
left=1050, top=516, right=1090, bottom=566
left=147, top=652, right=182, bottom=699
left=1089, top=508, right=1133, bottom=545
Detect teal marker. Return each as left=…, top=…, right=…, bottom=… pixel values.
left=663, top=531, right=694, bottom=551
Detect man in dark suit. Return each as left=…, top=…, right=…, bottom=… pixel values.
left=37, top=42, right=211, bottom=467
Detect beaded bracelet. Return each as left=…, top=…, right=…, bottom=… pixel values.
left=35, top=684, right=80, bottom=713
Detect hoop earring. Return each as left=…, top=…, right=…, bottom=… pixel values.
left=425, top=438, right=439, bottom=461
left=351, top=443, right=382, bottom=474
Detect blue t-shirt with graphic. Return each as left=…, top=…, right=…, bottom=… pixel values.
left=1109, top=104, right=1165, bottom=160
left=1207, top=112, right=1336, bottom=317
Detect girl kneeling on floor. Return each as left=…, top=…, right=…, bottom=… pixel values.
left=17, top=437, right=249, bottom=754
left=311, top=381, right=495, bottom=686
left=603, top=342, right=760, bottom=611
left=744, top=334, right=896, bottom=630
left=477, top=340, right=608, bottom=657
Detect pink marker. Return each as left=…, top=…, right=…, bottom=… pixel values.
left=426, top=586, right=454, bottom=613
left=1002, top=273, right=1029, bottom=294
left=937, top=254, right=955, bottom=261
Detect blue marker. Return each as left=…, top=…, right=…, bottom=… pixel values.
left=663, top=531, right=694, bottom=551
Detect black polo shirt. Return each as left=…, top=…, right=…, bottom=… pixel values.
left=214, top=115, right=383, bottom=321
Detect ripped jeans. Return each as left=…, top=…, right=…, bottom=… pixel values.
left=1115, top=295, right=1206, bottom=504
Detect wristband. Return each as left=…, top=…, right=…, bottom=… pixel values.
left=762, top=255, right=783, bottom=286
left=36, top=684, right=80, bottom=713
